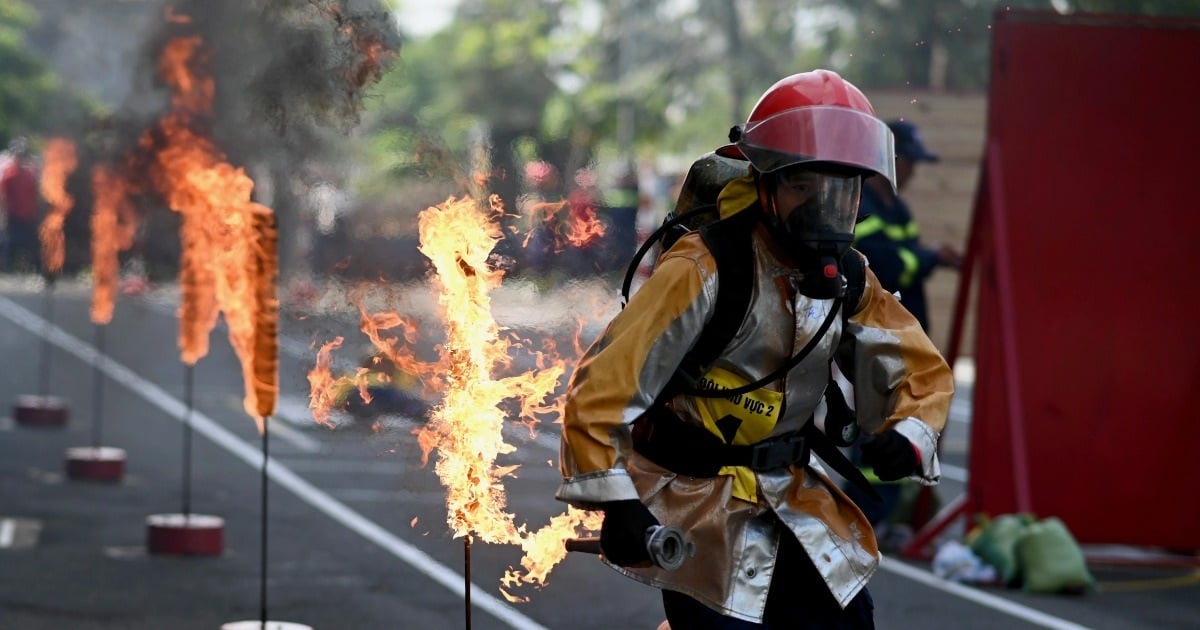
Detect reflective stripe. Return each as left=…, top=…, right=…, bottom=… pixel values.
left=857, top=467, right=909, bottom=485
left=855, top=217, right=919, bottom=242
left=855, top=215, right=885, bottom=239
left=604, top=189, right=639, bottom=208
left=898, top=248, right=919, bottom=287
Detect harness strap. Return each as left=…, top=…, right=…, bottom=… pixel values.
left=632, top=408, right=881, bottom=503
left=632, top=407, right=807, bottom=477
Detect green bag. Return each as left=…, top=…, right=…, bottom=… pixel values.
left=969, top=513, right=1033, bottom=586
left=1016, top=517, right=1096, bottom=594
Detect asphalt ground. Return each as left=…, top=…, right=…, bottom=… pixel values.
left=1, top=276, right=1197, bottom=629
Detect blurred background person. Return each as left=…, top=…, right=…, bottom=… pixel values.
left=1, top=137, right=41, bottom=273
left=518, top=159, right=564, bottom=279
left=601, top=161, right=639, bottom=275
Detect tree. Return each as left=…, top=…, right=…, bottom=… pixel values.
left=0, top=0, right=69, bottom=145
left=817, top=0, right=1200, bottom=90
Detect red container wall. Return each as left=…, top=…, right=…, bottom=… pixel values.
left=968, top=10, right=1200, bottom=548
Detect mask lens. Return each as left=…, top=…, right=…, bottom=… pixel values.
left=775, top=168, right=861, bottom=238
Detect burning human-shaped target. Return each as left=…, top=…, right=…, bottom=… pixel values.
left=61, top=163, right=142, bottom=482
left=11, top=138, right=78, bottom=429
left=132, top=29, right=307, bottom=630
left=137, top=33, right=282, bottom=565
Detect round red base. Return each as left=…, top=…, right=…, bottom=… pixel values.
left=65, top=446, right=126, bottom=482
left=13, top=395, right=69, bottom=427
left=146, top=513, right=225, bottom=556
left=221, top=622, right=313, bottom=630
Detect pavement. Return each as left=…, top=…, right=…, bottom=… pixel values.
left=2, top=275, right=1197, bottom=629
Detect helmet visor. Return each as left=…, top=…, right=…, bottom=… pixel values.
left=737, top=106, right=896, bottom=189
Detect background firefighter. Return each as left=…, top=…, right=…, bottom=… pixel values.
left=557, top=70, right=953, bottom=627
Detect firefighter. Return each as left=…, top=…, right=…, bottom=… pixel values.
left=557, top=69, right=953, bottom=627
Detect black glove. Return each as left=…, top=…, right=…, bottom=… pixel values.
left=861, top=429, right=921, bottom=482
left=599, top=499, right=660, bottom=568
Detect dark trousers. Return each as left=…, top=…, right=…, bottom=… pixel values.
left=662, top=529, right=874, bottom=629
left=5, top=218, right=39, bottom=273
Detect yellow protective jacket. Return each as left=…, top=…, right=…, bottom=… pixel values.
left=557, top=175, right=952, bottom=622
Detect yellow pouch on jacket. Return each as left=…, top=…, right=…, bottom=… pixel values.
left=693, top=366, right=783, bottom=503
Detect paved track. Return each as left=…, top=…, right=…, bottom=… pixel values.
left=1, top=278, right=1196, bottom=629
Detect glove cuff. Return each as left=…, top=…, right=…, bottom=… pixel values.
left=891, top=417, right=940, bottom=484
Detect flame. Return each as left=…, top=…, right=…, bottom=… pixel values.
left=89, top=164, right=139, bottom=325
left=249, top=211, right=279, bottom=420
left=562, top=203, right=606, bottom=248
left=37, top=138, right=79, bottom=276
left=145, top=34, right=277, bottom=429
left=500, top=507, right=603, bottom=602
left=307, top=336, right=347, bottom=427
left=307, top=195, right=601, bottom=598
left=158, top=36, right=213, bottom=116
left=522, top=198, right=606, bottom=253
left=412, top=195, right=538, bottom=543
left=164, top=6, right=193, bottom=24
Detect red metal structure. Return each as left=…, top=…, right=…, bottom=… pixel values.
left=905, top=9, right=1200, bottom=559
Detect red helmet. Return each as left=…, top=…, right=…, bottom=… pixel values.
left=716, top=69, right=896, bottom=189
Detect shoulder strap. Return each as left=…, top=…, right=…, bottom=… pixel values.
left=661, top=209, right=757, bottom=395
left=620, top=203, right=719, bottom=308
left=841, top=247, right=867, bottom=322
left=690, top=210, right=759, bottom=369
left=677, top=239, right=865, bottom=399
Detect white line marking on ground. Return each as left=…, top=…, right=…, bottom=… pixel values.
left=326, top=488, right=444, bottom=505
left=279, top=458, right=406, bottom=474
left=941, top=463, right=968, bottom=483
left=0, top=295, right=547, bottom=630
left=0, top=518, right=14, bottom=547
left=266, top=416, right=323, bottom=453
left=879, top=557, right=1092, bottom=630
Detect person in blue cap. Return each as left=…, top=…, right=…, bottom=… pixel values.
left=845, top=119, right=960, bottom=548
left=853, top=119, right=961, bottom=333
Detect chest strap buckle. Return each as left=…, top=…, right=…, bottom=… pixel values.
left=748, top=433, right=807, bottom=471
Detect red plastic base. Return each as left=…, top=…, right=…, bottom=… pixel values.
left=146, top=513, right=225, bottom=556
left=221, top=622, right=313, bottom=630
left=65, top=447, right=126, bottom=482
left=13, top=395, right=69, bottom=427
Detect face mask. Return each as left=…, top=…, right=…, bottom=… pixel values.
left=768, top=171, right=861, bottom=299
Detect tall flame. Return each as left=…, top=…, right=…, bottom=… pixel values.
left=90, top=165, right=139, bottom=325
left=248, top=210, right=279, bottom=421
left=38, top=138, right=79, bottom=276
left=413, top=195, right=548, bottom=543
left=144, top=33, right=277, bottom=429
left=308, top=195, right=601, bottom=599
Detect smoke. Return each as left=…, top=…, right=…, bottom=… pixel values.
left=108, top=0, right=400, bottom=169
left=30, top=0, right=402, bottom=276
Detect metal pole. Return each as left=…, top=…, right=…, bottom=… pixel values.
left=38, top=280, right=55, bottom=397
left=260, top=417, right=269, bottom=629
left=464, top=535, right=472, bottom=630
left=91, top=324, right=105, bottom=448
left=182, top=364, right=194, bottom=517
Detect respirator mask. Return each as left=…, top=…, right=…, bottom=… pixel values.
left=767, top=167, right=862, bottom=299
